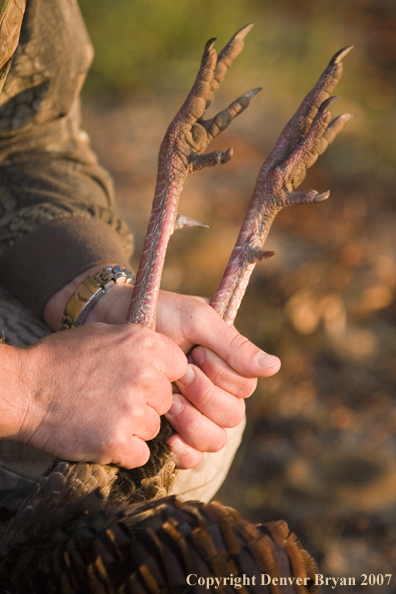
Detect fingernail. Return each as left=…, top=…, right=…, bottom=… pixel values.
left=168, top=393, right=184, bottom=416
left=171, top=438, right=186, bottom=455
left=192, top=347, right=206, bottom=367
left=258, top=352, right=281, bottom=369
left=178, top=365, right=196, bottom=386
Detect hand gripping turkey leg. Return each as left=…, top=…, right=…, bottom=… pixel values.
left=0, top=28, right=353, bottom=594
left=134, top=38, right=353, bottom=467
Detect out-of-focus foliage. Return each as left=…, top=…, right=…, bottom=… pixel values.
left=80, top=0, right=396, bottom=586
left=79, top=0, right=396, bottom=164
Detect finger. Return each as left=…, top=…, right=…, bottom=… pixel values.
left=132, top=405, right=162, bottom=441
left=154, top=332, right=188, bottom=381
left=165, top=393, right=228, bottom=452
left=189, top=348, right=257, bottom=399
left=178, top=306, right=280, bottom=377
left=98, top=409, right=160, bottom=465
left=167, top=434, right=204, bottom=470
left=99, top=435, right=151, bottom=469
left=175, top=363, right=246, bottom=428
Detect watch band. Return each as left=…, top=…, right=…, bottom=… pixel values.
left=61, top=265, right=135, bottom=330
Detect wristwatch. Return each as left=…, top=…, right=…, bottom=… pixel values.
left=61, top=265, right=135, bottom=330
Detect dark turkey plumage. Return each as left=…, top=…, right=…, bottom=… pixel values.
left=0, top=479, right=319, bottom=593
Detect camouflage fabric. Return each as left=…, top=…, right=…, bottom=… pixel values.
left=0, top=0, right=133, bottom=317
left=0, top=0, right=26, bottom=91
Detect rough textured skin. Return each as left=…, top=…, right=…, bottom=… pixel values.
left=124, top=27, right=264, bottom=496
left=127, top=25, right=259, bottom=330
left=210, top=47, right=354, bottom=324
left=0, top=29, right=353, bottom=592
left=2, top=24, right=264, bottom=538
left=130, top=42, right=354, bottom=499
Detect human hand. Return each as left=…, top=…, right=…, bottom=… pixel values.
left=77, top=279, right=280, bottom=469
left=44, top=266, right=281, bottom=469
left=7, top=323, right=187, bottom=469
left=155, top=290, right=281, bottom=468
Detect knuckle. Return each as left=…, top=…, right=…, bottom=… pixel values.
left=193, top=385, right=214, bottom=408
left=143, top=412, right=162, bottom=440
left=238, top=377, right=258, bottom=399
left=134, top=366, right=157, bottom=391
left=189, top=300, right=212, bottom=329
left=94, top=421, right=154, bottom=468
left=170, top=349, right=188, bottom=377
left=160, top=382, right=174, bottom=413
left=121, top=440, right=151, bottom=469
left=135, top=327, right=157, bottom=351
left=135, top=443, right=151, bottom=467
left=97, top=427, right=122, bottom=462
left=204, top=362, right=226, bottom=388
left=223, top=399, right=246, bottom=428
left=229, top=332, right=253, bottom=355
left=208, top=428, right=228, bottom=452
left=149, top=380, right=173, bottom=415
left=121, top=324, right=157, bottom=352
left=186, top=413, right=205, bottom=439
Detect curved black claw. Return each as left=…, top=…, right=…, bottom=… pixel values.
left=319, top=96, right=340, bottom=112
left=329, top=45, right=354, bottom=65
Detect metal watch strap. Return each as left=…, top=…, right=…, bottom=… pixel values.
left=61, top=265, right=135, bottom=330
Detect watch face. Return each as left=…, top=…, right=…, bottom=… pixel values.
left=0, top=0, right=26, bottom=76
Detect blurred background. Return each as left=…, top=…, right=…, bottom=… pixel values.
left=78, top=0, right=396, bottom=589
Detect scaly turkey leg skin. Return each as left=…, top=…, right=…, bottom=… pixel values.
left=132, top=44, right=354, bottom=470
left=0, top=28, right=264, bottom=552
left=211, top=47, right=355, bottom=324
left=127, top=24, right=260, bottom=328
left=169, top=47, right=354, bottom=466
left=121, top=25, right=262, bottom=488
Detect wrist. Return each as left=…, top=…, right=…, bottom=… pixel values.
left=0, top=343, right=32, bottom=440
left=43, top=264, right=134, bottom=330
left=84, top=281, right=134, bottom=325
